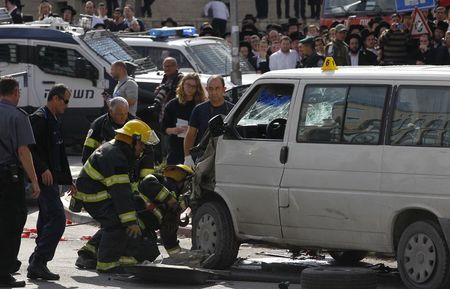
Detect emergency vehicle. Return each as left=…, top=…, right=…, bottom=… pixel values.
left=0, top=19, right=156, bottom=145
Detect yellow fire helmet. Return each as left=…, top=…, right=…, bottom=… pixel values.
left=163, top=164, right=194, bottom=182
left=115, top=119, right=159, bottom=145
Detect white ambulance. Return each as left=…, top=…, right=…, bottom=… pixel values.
left=193, top=61, right=450, bottom=289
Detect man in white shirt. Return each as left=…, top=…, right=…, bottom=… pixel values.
left=204, top=1, right=229, bottom=37
left=84, top=1, right=104, bottom=29
left=269, top=36, right=299, bottom=71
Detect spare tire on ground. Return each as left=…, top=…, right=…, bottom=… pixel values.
left=301, top=266, right=377, bottom=289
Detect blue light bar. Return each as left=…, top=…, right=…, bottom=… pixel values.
left=149, top=26, right=198, bottom=38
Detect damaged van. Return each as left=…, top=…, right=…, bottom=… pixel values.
left=191, top=64, right=450, bottom=289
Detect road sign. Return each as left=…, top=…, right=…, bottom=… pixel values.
left=395, top=0, right=435, bottom=13
left=410, top=7, right=432, bottom=37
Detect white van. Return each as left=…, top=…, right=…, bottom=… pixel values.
left=192, top=65, right=450, bottom=289
left=0, top=22, right=155, bottom=145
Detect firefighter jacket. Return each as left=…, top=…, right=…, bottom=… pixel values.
left=75, top=140, right=138, bottom=226
left=82, top=112, right=135, bottom=164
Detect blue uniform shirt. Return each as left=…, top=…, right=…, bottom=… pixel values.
left=0, top=99, right=35, bottom=165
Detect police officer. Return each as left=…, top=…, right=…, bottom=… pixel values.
left=325, top=24, right=350, bottom=66
left=299, top=36, right=324, bottom=68
left=0, top=77, right=40, bottom=288
left=74, top=119, right=160, bottom=273
left=27, top=84, right=76, bottom=281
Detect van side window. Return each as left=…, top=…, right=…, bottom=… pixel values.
left=390, top=86, right=450, bottom=147
left=298, top=85, right=388, bottom=144
left=0, top=44, right=18, bottom=63
left=298, top=86, right=347, bottom=143
left=36, top=46, right=97, bottom=79
left=234, top=84, right=294, bottom=140
left=133, top=47, right=192, bottom=71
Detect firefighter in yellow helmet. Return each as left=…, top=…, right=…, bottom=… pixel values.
left=136, top=164, right=205, bottom=264
left=73, top=119, right=160, bottom=273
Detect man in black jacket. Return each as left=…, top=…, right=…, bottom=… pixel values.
left=27, top=84, right=76, bottom=281
left=5, top=0, right=22, bottom=24
left=299, top=36, right=324, bottom=68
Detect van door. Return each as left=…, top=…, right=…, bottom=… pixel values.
left=281, top=81, right=390, bottom=250
left=215, top=80, right=297, bottom=239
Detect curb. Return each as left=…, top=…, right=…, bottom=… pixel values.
left=62, top=195, right=192, bottom=238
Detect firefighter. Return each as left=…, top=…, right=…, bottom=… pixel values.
left=73, top=119, right=160, bottom=273
left=137, top=165, right=201, bottom=260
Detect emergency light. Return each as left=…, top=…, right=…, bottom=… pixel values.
left=148, top=26, right=198, bottom=39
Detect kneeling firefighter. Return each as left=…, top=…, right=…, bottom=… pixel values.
left=136, top=165, right=193, bottom=257
left=73, top=119, right=160, bottom=273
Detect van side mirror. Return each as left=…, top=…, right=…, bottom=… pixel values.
left=209, top=114, right=225, bottom=137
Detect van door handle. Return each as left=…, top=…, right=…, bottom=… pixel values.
left=280, top=146, right=289, bottom=164
left=42, top=81, right=55, bottom=85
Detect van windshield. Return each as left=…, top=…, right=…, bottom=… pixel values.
left=323, top=0, right=396, bottom=17
left=188, top=41, right=256, bottom=75
left=81, top=30, right=156, bottom=74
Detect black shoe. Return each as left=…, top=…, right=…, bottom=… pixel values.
left=9, top=260, right=21, bottom=274
left=27, top=263, right=60, bottom=281
left=75, top=256, right=96, bottom=270
left=0, top=274, right=25, bottom=287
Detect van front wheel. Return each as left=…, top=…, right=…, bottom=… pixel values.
left=329, top=251, right=368, bottom=265
left=397, top=221, right=450, bottom=289
left=192, top=201, right=239, bottom=269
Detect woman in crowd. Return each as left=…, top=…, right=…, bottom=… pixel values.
left=162, top=73, right=207, bottom=165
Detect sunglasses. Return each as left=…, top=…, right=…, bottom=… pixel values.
left=59, top=97, right=70, bottom=104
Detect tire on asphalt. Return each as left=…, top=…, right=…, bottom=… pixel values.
left=397, top=220, right=450, bottom=289
left=329, top=250, right=368, bottom=265
left=301, top=266, right=377, bottom=289
left=192, top=201, right=239, bottom=269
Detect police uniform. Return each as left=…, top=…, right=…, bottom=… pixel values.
left=299, top=36, right=325, bottom=68
left=0, top=99, right=35, bottom=279
left=75, top=139, right=158, bottom=272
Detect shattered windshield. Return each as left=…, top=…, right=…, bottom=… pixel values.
left=188, top=41, right=255, bottom=75
left=81, top=30, right=156, bottom=74
left=323, top=0, right=395, bottom=16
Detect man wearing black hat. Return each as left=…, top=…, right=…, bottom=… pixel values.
left=434, top=21, right=449, bottom=49
left=61, top=5, right=76, bottom=25
left=255, top=0, right=268, bottom=19
left=5, top=0, right=22, bottom=24
left=299, top=36, right=324, bottom=68
left=162, top=17, right=177, bottom=27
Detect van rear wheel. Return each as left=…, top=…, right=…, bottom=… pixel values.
left=329, top=251, right=368, bottom=265
left=192, top=201, right=239, bottom=269
left=397, top=220, right=450, bottom=289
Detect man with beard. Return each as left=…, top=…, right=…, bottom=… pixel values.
left=269, top=36, right=299, bottom=70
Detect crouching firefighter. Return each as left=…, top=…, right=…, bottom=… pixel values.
left=72, top=119, right=160, bottom=273
left=137, top=165, right=207, bottom=263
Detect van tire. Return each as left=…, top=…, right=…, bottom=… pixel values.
left=329, top=250, right=368, bottom=265
left=192, top=201, right=239, bottom=269
left=301, top=266, right=377, bottom=289
left=397, top=220, right=450, bottom=289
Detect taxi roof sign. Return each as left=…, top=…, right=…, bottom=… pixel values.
left=322, top=57, right=337, bottom=71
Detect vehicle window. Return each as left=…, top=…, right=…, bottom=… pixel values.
left=298, top=86, right=347, bottom=143
left=133, top=47, right=192, bottom=71
left=298, top=85, right=388, bottom=144
left=323, top=0, right=395, bottom=17
left=36, top=46, right=98, bottom=80
left=390, top=86, right=450, bottom=147
left=0, top=44, right=18, bottom=63
left=234, top=84, right=294, bottom=140
left=343, top=86, right=387, bottom=144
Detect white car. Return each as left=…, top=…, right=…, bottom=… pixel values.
left=192, top=64, right=450, bottom=289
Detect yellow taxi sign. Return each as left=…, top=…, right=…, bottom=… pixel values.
left=322, top=57, right=338, bottom=71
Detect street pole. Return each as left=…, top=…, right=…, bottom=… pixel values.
left=230, top=0, right=242, bottom=85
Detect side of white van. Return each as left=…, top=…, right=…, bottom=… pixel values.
left=193, top=66, right=450, bottom=289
